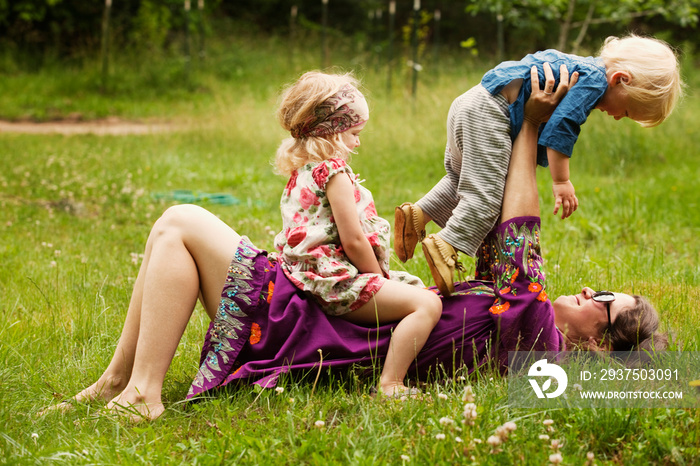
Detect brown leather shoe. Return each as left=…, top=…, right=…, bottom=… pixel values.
left=421, top=234, right=457, bottom=296
left=394, top=203, right=425, bottom=262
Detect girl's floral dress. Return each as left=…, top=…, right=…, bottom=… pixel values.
left=273, top=158, right=424, bottom=316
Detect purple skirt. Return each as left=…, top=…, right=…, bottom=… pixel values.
left=188, top=218, right=562, bottom=399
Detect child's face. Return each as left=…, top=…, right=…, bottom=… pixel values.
left=340, top=121, right=367, bottom=152
left=595, top=84, right=634, bottom=121
left=596, top=71, right=645, bottom=122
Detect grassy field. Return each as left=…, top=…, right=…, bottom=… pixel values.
left=1, top=30, right=700, bottom=464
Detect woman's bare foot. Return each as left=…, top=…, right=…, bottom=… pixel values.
left=104, top=387, right=165, bottom=422
left=38, top=376, right=127, bottom=416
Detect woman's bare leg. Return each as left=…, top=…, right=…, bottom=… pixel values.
left=43, top=205, right=242, bottom=420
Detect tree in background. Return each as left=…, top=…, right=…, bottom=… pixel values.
left=0, top=0, right=697, bottom=69
left=466, top=0, right=699, bottom=58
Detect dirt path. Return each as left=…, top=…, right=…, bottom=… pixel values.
left=0, top=118, right=178, bottom=135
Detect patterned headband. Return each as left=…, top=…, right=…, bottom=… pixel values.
left=291, top=84, right=369, bottom=139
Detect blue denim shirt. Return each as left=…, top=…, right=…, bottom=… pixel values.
left=481, top=49, right=607, bottom=167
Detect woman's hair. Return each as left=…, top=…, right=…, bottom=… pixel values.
left=274, top=71, right=361, bottom=176
left=568, top=295, right=667, bottom=353
left=606, top=295, right=668, bottom=352
left=599, top=34, right=683, bottom=127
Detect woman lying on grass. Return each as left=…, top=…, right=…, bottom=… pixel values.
left=41, top=64, right=665, bottom=421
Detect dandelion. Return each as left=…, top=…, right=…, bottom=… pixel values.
left=435, top=433, right=446, bottom=440
left=439, top=416, right=455, bottom=426
left=314, top=420, right=325, bottom=428
left=437, top=393, right=448, bottom=400
left=549, top=453, right=563, bottom=464
left=275, top=387, right=284, bottom=394
left=462, top=385, right=475, bottom=403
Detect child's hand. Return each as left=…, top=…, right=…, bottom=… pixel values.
left=552, top=180, right=578, bottom=219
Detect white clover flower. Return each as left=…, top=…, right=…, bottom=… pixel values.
left=543, top=419, right=554, bottom=426
left=435, top=433, right=446, bottom=440
left=437, top=393, right=448, bottom=400
left=587, top=452, right=595, bottom=461
left=539, top=434, right=550, bottom=440
left=455, top=436, right=463, bottom=443
left=400, top=455, right=410, bottom=462
left=275, top=387, right=284, bottom=394
left=549, top=453, right=563, bottom=464
left=314, top=420, right=325, bottom=428
left=503, top=421, right=517, bottom=432
left=551, top=439, right=562, bottom=450
left=462, top=385, right=475, bottom=402
left=487, top=435, right=501, bottom=447
left=573, top=383, right=583, bottom=391
left=439, top=416, right=455, bottom=426
left=462, top=402, right=478, bottom=423
left=31, top=433, right=39, bottom=440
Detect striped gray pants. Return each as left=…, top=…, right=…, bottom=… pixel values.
left=416, top=84, right=511, bottom=257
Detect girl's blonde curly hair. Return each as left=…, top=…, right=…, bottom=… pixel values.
left=274, top=71, right=363, bottom=176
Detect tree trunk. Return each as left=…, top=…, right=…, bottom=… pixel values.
left=557, top=0, right=577, bottom=51
left=572, top=0, right=597, bottom=54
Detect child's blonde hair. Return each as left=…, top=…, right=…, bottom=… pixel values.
left=275, top=71, right=364, bottom=176
left=599, top=34, right=683, bottom=127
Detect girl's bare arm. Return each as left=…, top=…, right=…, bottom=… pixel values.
left=326, top=173, right=384, bottom=275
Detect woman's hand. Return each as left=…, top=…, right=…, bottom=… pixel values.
left=524, top=62, right=579, bottom=127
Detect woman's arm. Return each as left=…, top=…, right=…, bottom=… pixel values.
left=501, top=63, right=578, bottom=223
left=326, top=172, right=385, bottom=275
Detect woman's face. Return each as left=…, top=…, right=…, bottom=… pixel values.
left=553, top=287, right=636, bottom=343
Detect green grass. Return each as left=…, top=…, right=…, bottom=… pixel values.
left=1, top=30, right=700, bottom=464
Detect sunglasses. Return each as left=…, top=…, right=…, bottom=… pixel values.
left=592, top=291, right=615, bottom=328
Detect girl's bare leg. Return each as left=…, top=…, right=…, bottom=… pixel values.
left=344, top=282, right=442, bottom=397
left=43, top=205, right=241, bottom=420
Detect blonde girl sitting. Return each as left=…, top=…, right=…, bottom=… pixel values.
left=273, top=71, right=442, bottom=398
